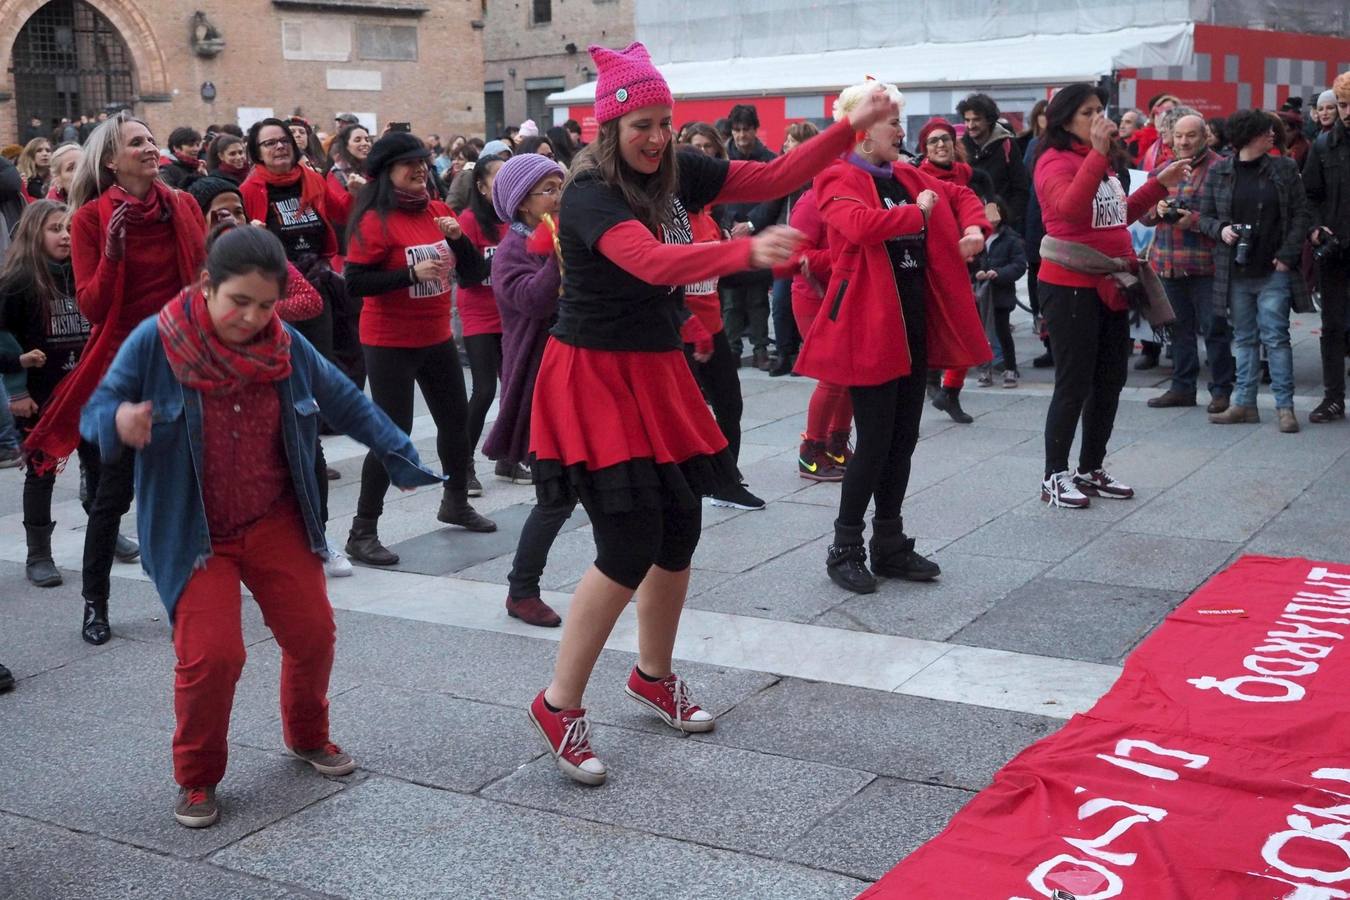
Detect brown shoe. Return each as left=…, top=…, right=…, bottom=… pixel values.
left=288, top=742, right=357, bottom=776
left=1206, top=395, right=1230, bottom=415
left=506, top=595, right=562, bottom=627
left=1209, top=404, right=1259, bottom=425
left=753, top=348, right=771, bottom=371
left=1277, top=408, right=1300, bottom=434
left=1147, top=390, right=1196, bottom=408
left=174, top=785, right=219, bottom=828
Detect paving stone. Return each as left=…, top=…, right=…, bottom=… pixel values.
left=1118, top=463, right=1314, bottom=543
left=382, top=502, right=589, bottom=576
left=0, top=610, right=116, bottom=686
left=1091, top=441, right=1220, bottom=490
left=455, top=525, right=596, bottom=591
left=966, top=394, right=1051, bottom=430
left=901, top=455, right=1046, bottom=542
left=945, top=510, right=1111, bottom=563
left=1048, top=531, right=1239, bottom=593
left=483, top=725, right=874, bottom=855
left=951, top=576, right=1184, bottom=664
left=693, top=498, right=836, bottom=574
left=786, top=778, right=976, bottom=881
left=689, top=536, right=853, bottom=622
left=0, top=707, right=346, bottom=857
left=0, top=813, right=318, bottom=900
left=819, top=550, right=1050, bottom=641
left=908, top=424, right=1038, bottom=465
left=212, top=776, right=867, bottom=900
left=705, top=679, right=1060, bottom=790
left=1243, top=492, right=1350, bottom=563
left=1212, top=419, right=1350, bottom=473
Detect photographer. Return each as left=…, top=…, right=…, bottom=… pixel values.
left=1198, top=110, right=1312, bottom=433
left=1302, top=70, right=1350, bottom=423
left=1141, top=108, right=1235, bottom=413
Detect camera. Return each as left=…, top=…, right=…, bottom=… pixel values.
left=1312, top=227, right=1343, bottom=264
left=1158, top=198, right=1189, bottom=224
left=1232, top=224, right=1256, bottom=266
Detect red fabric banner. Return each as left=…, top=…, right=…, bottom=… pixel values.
left=862, top=556, right=1350, bottom=900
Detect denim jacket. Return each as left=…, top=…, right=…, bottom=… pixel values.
left=81, top=313, right=444, bottom=620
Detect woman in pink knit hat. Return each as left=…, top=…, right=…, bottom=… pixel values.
left=524, top=41, right=897, bottom=785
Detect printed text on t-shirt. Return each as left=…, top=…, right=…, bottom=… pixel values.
left=1092, top=177, right=1128, bottom=229
left=405, top=241, right=452, bottom=298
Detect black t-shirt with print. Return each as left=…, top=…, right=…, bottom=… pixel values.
left=265, top=180, right=328, bottom=260
left=0, top=259, right=90, bottom=407
left=872, top=175, right=928, bottom=363
left=553, top=150, right=730, bottom=351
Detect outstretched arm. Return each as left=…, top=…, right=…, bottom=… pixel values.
left=595, top=220, right=753, bottom=286
left=714, top=120, right=856, bottom=206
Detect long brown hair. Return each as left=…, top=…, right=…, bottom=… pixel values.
left=564, top=117, right=678, bottom=235
left=0, top=200, right=71, bottom=326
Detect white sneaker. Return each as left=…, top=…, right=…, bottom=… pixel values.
left=1040, top=471, right=1090, bottom=509
left=324, top=540, right=353, bottom=577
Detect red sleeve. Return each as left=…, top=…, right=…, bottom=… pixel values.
left=815, top=167, right=927, bottom=247
left=1126, top=178, right=1169, bottom=225
left=714, top=119, right=856, bottom=206
left=71, top=204, right=120, bottom=326
left=278, top=262, right=323, bottom=321
left=326, top=171, right=354, bottom=227
left=595, top=220, right=754, bottom=286
left=1036, top=150, right=1110, bottom=228
left=937, top=179, right=992, bottom=235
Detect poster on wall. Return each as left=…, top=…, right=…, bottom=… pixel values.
left=236, top=107, right=275, bottom=132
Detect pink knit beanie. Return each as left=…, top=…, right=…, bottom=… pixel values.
left=590, top=42, right=673, bottom=124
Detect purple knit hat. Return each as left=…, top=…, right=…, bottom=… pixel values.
left=590, top=42, right=672, bottom=124
left=492, top=152, right=565, bottom=222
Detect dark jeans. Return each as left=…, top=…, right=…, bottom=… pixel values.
left=1041, top=281, right=1130, bottom=477
left=1163, top=275, right=1234, bottom=398
left=24, top=438, right=97, bottom=525
left=1319, top=256, right=1349, bottom=402
left=838, top=370, right=927, bottom=529
left=685, top=330, right=743, bottom=463
left=82, top=448, right=135, bottom=602
left=720, top=277, right=771, bottom=354
left=992, top=307, right=1017, bottom=373
left=357, top=339, right=468, bottom=519
left=770, top=277, right=799, bottom=356
left=314, top=439, right=329, bottom=524
left=508, top=498, right=578, bottom=599
left=464, top=332, right=502, bottom=453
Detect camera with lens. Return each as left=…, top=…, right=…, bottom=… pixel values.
left=1312, top=227, right=1343, bottom=264
left=1158, top=198, right=1189, bottom=224
left=1232, top=224, right=1256, bottom=266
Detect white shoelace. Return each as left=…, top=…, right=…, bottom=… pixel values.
left=666, top=676, right=696, bottom=732
left=1045, top=471, right=1085, bottom=507
left=560, top=714, right=594, bottom=757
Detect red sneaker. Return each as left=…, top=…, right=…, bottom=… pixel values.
left=528, top=691, right=606, bottom=785
left=624, top=668, right=715, bottom=733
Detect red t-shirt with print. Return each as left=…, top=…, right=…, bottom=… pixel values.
left=346, top=201, right=456, bottom=347
left=455, top=209, right=503, bottom=336
left=683, top=209, right=725, bottom=335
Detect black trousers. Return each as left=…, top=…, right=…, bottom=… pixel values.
left=357, top=339, right=468, bottom=519
left=464, top=332, right=502, bottom=454
left=508, top=497, right=578, bottom=599
left=82, top=448, right=135, bottom=602
left=838, top=370, right=927, bottom=530
left=1041, top=281, right=1131, bottom=477
left=993, top=307, right=1017, bottom=373
left=720, top=278, right=771, bottom=354
left=1319, top=256, right=1349, bottom=402
left=584, top=499, right=703, bottom=591
left=23, top=438, right=97, bottom=525
left=685, top=331, right=743, bottom=463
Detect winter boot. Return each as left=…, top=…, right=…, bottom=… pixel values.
left=437, top=490, right=498, bottom=532
left=932, top=387, right=974, bottom=424
left=924, top=368, right=942, bottom=401
left=869, top=517, right=941, bottom=581
left=344, top=516, right=400, bottom=566
left=826, top=521, right=877, bottom=594
left=24, top=521, right=62, bottom=588
left=82, top=595, right=111, bottom=645
left=798, top=439, right=844, bottom=482
left=825, top=430, right=854, bottom=468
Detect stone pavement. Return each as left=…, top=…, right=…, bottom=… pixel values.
left=2, top=309, right=1347, bottom=899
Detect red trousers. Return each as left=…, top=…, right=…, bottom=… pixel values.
left=172, top=504, right=334, bottom=788
left=795, top=305, right=854, bottom=441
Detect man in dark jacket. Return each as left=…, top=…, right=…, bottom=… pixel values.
left=0, top=155, right=25, bottom=242
left=718, top=103, right=776, bottom=369
left=958, top=93, right=1030, bottom=229
left=159, top=126, right=205, bottom=188
left=20, top=116, right=44, bottom=145
left=1303, top=71, right=1350, bottom=423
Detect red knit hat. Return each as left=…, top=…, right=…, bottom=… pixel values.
left=917, top=117, right=957, bottom=149
left=590, top=42, right=673, bottom=124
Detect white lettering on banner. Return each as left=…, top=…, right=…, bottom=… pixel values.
left=1250, top=769, right=1350, bottom=897
left=1189, top=566, right=1350, bottom=704
left=405, top=240, right=451, bottom=299
left=1095, top=739, right=1210, bottom=783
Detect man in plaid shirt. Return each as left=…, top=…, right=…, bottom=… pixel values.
left=1141, top=108, right=1236, bottom=413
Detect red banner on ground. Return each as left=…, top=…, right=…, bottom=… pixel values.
left=862, top=556, right=1350, bottom=900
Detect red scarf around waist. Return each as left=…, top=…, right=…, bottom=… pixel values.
left=918, top=158, right=974, bottom=186
left=158, top=288, right=291, bottom=394
left=24, top=182, right=205, bottom=474
left=240, top=163, right=327, bottom=223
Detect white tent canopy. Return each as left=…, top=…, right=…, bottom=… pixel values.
left=548, top=23, right=1193, bottom=106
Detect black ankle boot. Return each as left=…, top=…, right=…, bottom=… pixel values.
left=344, top=516, right=400, bottom=566
left=924, top=368, right=942, bottom=401
left=932, top=387, right=974, bottom=424
left=82, top=596, right=111, bottom=645
left=768, top=352, right=795, bottom=377
left=437, top=490, right=497, bottom=532
left=24, top=521, right=62, bottom=588
left=827, top=522, right=877, bottom=594
left=869, top=517, right=941, bottom=581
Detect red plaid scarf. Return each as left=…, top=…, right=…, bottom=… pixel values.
left=157, top=288, right=292, bottom=395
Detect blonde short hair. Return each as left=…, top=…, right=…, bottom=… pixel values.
left=833, top=80, right=905, bottom=123
left=1334, top=70, right=1350, bottom=102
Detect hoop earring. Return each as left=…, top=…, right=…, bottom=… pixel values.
left=860, top=138, right=875, bottom=155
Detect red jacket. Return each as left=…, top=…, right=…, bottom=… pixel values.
left=772, top=188, right=832, bottom=320
left=794, top=159, right=992, bottom=387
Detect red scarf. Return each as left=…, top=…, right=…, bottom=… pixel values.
left=213, top=161, right=249, bottom=182
left=917, top=158, right=974, bottom=186
left=239, top=163, right=327, bottom=223
left=158, top=288, right=292, bottom=395
left=24, top=182, right=205, bottom=473
left=172, top=151, right=202, bottom=171
left=44, top=184, right=66, bottom=203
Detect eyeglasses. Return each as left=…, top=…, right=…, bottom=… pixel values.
left=528, top=186, right=561, bottom=198
left=258, top=138, right=289, bottom=150
left=925, top=135, right=953, bottom=145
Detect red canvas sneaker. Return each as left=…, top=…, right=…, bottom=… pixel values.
left=624, top=668, right=714, bottom=733
left=528, top=690, right=606, bottom=785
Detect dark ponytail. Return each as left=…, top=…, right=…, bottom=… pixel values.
left=204, top=224, right=289, bottom=291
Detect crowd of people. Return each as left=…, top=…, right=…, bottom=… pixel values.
left=0, top=47, right=1346, bottom=823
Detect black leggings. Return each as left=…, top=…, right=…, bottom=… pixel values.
left=1041, top=281, right=1130, bottom=477
left=993, top=307, right=1017, bottom=373
left=464, top=333, right=502, bottom=454
left=82, top=448, right=135, bottom=602
left=314, top=438, right=329, bottom=524
left=838, top=371, right=927, bottom=530
left=357, top=340, right=468, bottom=519
left=685, top=330, right=743, bottom=463
left=23, top=437, right=97, bottom=526
left=585, top=500, right=702, bottom=591
left=508, top=497, right=578, bottom=599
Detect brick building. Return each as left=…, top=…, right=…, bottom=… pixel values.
left=481, top=0, right=632, bottom=139
left=0, top=0, right=484, bottom=146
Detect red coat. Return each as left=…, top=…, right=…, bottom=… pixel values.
left=794, top=158, right=992, bottom=387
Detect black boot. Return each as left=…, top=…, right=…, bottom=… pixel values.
left=768, top=352, right=795, bottom=377
left=869, top=517, right=941, bottom=581
left=932, top=387, right=974, bottom=424
left=113, top=533, right=140, bottom=563
left=827, top=522, right=877, bottom=594
left=924, top=368, right=942, bottom=401
left=0, top=663, right=13, bottom=692
left=82, top=595, right=111, bottom=645
left=437, top=490, right=498, bottom=532
left=344, top=516, right=400, bottom=566
left=24, top=521, right=62, bottom=588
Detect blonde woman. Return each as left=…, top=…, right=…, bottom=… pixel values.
left=45, top=143, right=82, bottom=202
left=16, top=137, right=52, bottom=199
